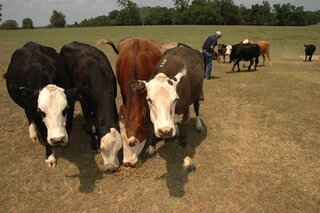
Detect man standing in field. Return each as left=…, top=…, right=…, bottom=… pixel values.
left=202, top=31, right=222, bottom=79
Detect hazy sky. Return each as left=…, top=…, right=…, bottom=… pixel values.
left=1, top=0, right=320, bottom=27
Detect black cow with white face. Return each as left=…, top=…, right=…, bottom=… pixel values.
left=225, top=43, right=260, bottom=72
left=304, top=44, right=316, bottom=61
left=6, top=42, right=81, bottom=168
left=60, top=41, right=122, bottom=172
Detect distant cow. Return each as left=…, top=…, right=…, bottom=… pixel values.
left=226, top=44, right=260, bottom=72
left=217, top=43, right=227, bottom=63
left=304, top=44, right=316, bottom=61
left=242, top=39, right=271, bottom=66
left=6, top=42, right=81, bottom=168
left=97, top=37, right=177, bottom=167
left=60, top=41, right=121, bottom=172
left=129, top=44, right=204, bottom=172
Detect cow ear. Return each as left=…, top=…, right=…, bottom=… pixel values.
left=18, top=87, right=39, bottom=100
left=172, top=66, right=187, bottom=85
left=129, top=80, right=146, bottom=93
left=65, top=86, right=91, bottom=103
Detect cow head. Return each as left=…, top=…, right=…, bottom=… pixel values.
left=100, top=128, right=122, bottom=172
left=225, top=44, right=232, bottom=56
left=130, top=67, right=186, bottom=138
left=19, top=84, right=82, bottom=145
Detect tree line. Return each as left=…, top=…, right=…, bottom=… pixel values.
left=1, top=0, right=320, bottom=30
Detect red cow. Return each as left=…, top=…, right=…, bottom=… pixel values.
left=242, top=39, right=272, bottom=66
left=97, top=37, right=177, bottom=166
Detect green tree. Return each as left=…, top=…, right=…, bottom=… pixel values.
left=22, top=18, right=34, bottom=29
left=116, top=0, right=141, bottom=25
left=250, top=1, right=272, bottom=25
left=50, top=9, right=66, bottom=28
left=0, top=4, right=2, bottom=22
left=1, top=20, right=18, bottom=29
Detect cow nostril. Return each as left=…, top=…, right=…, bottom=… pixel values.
left=50, top=136, right=66, bottom=145
left=158, top=127, right=173, bottom=136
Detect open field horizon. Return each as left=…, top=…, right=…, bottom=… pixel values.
left=0, top=25, right=319, bottom=212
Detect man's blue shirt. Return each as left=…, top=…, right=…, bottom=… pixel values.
left=202, top=35, right=217, bottom=53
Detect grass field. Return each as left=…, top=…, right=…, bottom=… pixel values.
left=0, top=25, right=319, bottom=212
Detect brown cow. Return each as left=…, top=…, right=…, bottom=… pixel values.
left=97, top=37, right=177, bottom=166
left=242, top=39, right=272, bottom=66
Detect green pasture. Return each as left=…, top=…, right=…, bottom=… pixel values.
left=0, top=25, right=319, bottom=212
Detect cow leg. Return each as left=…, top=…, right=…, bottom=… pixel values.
left=25, top=110, right=39, bottom=143
left=193, top=100, right=203, bottom=133
left=80, top=101, right=99, bottom=152
left=262, top=54, right=266, bottom=66
left=45, top=143, right=56, bottom=168
left=178, top=111, right=195, bottom=172
left=248, top=60, right=253, bottom=71
left=66, top=103, right=75, bottom=134
left=223, top=55, right=225, bottom=63
left=309, top=55, right=312, bottom=61
left=266, top=51, right=272, bottom=66
left=254, top=57, right=259, bottom=71
left=305, top=54, right=307, bottom=61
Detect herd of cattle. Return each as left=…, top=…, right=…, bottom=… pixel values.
left=4, top=37, right=317, bottom=173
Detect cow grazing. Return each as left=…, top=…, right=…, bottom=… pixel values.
left=225, top=44, right=260, bottom=72
left=60, top=41, right=121, bottom=172
left=6, top=42, right=81, bottom=168
left=98, top=37, right=177, bottom=167
left=242, top=39, right=271, bottom=66
left=217, top=43, right=227, bottom=63
left=129, top=44, right=204, bottom=172
left=304, top=44, right=316, bottom=61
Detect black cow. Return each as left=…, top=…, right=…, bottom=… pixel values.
left=304, top=44, right=316, bottom=61
left=129, top=44, right=204, bottom=172
left=225, top=44, right=260, bottom=72
left=60, top=41, right=122, bottom=172
left=5, top=42, right=81, bottom=168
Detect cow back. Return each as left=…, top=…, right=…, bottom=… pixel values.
left=6, top=42, right=71, bottom=108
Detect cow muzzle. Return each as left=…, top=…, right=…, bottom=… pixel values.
left=157, top=126, right=174, bottom=138
left=49, top=136, right=67, bottom=145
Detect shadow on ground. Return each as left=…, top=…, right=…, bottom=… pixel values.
left=154, top=118, right=207, bottom=197
left=56, top=115, right=103, bottom=193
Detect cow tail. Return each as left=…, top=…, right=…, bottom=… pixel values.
left=96, top=39, right=119, bottom=55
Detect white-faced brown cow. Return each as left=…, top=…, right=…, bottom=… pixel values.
left=130, top=44, right=204, bottom=172
left=60, top=41, right=122, bottom=172
left=5, top=42, right=81, bottom=168
left=97, top=37, right=177, bottom=167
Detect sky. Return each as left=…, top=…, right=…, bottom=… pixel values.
left=1, top=0, right=320, bottom=27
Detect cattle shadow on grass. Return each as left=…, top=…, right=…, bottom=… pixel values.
left=155, top=118, right=207, bottom=197
left=56, top=115, right=103, bottom=193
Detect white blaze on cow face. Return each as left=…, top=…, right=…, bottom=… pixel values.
left=37, top=84, right=69, bottom=145
left=120, top=121, right=145, bottom=166
left=144, top=68, right=186, bottom=138
left=225, top=44, right=232, bottom=56
left=100, top=128, right=122, bottom=172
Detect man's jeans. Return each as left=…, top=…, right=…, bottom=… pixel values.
left=202, top=49, right=212, bottom=77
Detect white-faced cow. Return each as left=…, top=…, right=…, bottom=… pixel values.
left=97, top=37, right=177, bottom=167
left=6, top=42, right=81, bottom=168
left=60, top=41, right=121, bottom=172
left=130, top=44, right=204, bottom=172
left=225, top=43, right=260, bottom=72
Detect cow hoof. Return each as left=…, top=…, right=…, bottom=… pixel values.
left=45, top=154, right=57, bottom=168
left=195, top=117, right=203, bottom=133
left=186, top=165, right=196, bottom=173
left=183, top=156, right=195, bottom=172
left=146, top=145, right=156, bottom=158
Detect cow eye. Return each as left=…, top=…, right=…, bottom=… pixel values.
left=62, top=107, right=68, bottom=117
left=147, top=98, right=153, bottom=105
left=38, top=108, right=46, bottom=118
